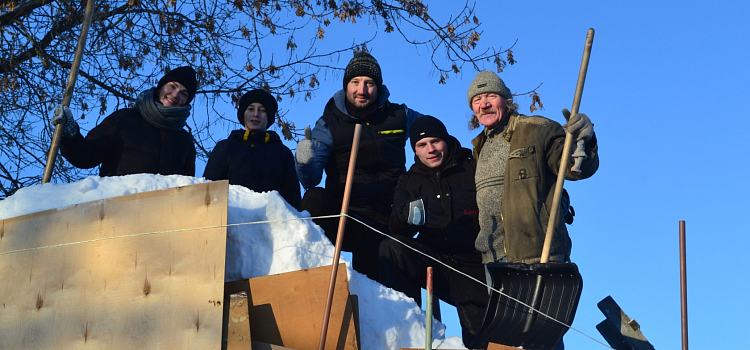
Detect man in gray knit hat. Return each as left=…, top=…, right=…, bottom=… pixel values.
left=468, top=70, right=599, bottom=267
left=294, top=51, right=423, bottom=282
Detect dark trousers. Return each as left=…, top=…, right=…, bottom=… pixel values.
left=378, top=237, right=489, bottom=345
left=301, top=187, right=388, bottom=282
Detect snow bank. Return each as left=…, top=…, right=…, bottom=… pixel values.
left=0, top=174, right=465, bottom=349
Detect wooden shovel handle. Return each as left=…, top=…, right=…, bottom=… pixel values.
left=541, top=28, right=595, bottom=263
left=318, top=123, right=362, bottom=350
left=42, top=0, right=97, bottom=184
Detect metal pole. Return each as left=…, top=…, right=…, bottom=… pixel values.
left=318, top=123, right=362, bottom=350
left=42, top=0, right=97, bottom=184
left=425, top=267, right=434, bottom=350
left=541, top=28, right=595, bottom=262
left=680, top=220, right=689, bottom=350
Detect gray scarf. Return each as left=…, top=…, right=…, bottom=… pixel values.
left=135, top=88, right=191, bottom=131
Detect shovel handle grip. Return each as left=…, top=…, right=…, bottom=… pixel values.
left=541, top=28, right=595, bottom=263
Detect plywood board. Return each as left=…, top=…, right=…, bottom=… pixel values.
left=244, top=264, right=358, bottom=350
left=0, top=181, right=229, bottom=350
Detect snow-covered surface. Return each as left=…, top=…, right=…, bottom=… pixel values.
left=0, top=174, right=466, bottom=349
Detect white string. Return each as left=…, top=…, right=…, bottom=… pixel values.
left=0, top=212, right=612, bottom=348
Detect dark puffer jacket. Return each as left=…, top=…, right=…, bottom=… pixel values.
left=203, top=129, right=300, bottom=209
left=60, top=108, right=196, bottom=176
left=390, top=137, right=480, bottom=255
left=321, top=98, right=408, bottom=225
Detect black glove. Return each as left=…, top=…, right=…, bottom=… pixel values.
left=51, top=104, right=80, bottom=138
left=562, top=109, right=593, bottom=142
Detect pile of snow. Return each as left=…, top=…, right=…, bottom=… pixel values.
left=0, top=174, right=466, bottom=350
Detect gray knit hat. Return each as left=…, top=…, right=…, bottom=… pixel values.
left=343, top=52, right=383, bottom=89
left=467, top=70, right=511, bottom=108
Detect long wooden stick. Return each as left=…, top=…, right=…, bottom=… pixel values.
left=42, top=0, right=97, bottom=184
left=680, top=221, right=689, bottom=350
left=540, top=28, right=595, bottom=263
left=425, top=266, right=434, bottom=350
left=318, top=123, right=362, bottom=350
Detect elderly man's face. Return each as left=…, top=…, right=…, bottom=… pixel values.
left=346, top=76, right=378, bottom=108
left=158, top=81, right=189, bottom=107
left=472, top=92, right=507, bottom=129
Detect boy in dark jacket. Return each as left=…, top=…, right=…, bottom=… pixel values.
left=379, top=115, right=488, bottom=346
left=203, top=89, right=300, bottom=209
left=51, top=66, right=198, bottom=177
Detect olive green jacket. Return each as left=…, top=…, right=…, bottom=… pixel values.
left=472, top=113, right=599, bottom=263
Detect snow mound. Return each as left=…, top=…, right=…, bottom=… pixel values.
left=0, top=174, right=466, bottom=349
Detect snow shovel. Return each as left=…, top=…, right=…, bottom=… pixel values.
left=470, top=28, right=595, bottom=350
left=42, top=0, right=97, bottom=184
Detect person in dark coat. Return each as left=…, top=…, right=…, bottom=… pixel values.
left=378, top=115, right=488, bottom=346
left=51, top=66, right=198, bottom=176
left=294, top=51, right=422, bottom=281
left=203, top=89, right=300, bottom=209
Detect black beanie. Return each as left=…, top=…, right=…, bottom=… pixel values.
left=156, top=66, right=198, bottom=104
left=237, top=89, right=278, bottom=129
left=409, top=115, right=450, bottom=151
left=343, top=52, right=383, bottom=89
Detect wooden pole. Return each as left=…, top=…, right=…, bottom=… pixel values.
left=680, top=221, right=689, bottom=350
left=425, top=267, right=434, bottom=350
left=540, top=28, right=595, bottom=263
left=317, top=123, right=362, bottom=350
left=42, top=0, right=97, bottom=184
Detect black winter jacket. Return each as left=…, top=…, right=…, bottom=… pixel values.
left=203, top=129, right=301, bottom=209
left=60, top=108, right=196, bottom=176
left=390, top=137, right=480, bottom=255
left=322, top=98, right=408, bottom=225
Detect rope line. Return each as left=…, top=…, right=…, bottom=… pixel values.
left=0, top=211, right=612, bottom=349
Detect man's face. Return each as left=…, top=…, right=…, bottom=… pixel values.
left=472, top=92, right=507, bottom=128
left=414, top=137, right=448, bottom=169
left=158, top=81, right=190, bottom=107
left=346, top=76, right=378, bottom=108
left=243, top=102, right=268, bottom=131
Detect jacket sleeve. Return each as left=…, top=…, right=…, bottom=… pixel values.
left=184, top=139, right=196, bottom=177
left=295, top=117, right=333, bottom=189
left=389, top=174, right=419, bottom=239
left=280, top=146, right=302, bottom=210
left=59, top=113, right=119, bottom=169
left=203, top=140, right=228, bottom=181
left=403, top=105, right=423, bottom=137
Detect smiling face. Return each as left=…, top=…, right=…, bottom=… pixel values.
left=471, top=92, right=507, bottom=128
left=158, top=81, right=190, bottom=107
left=414, top=137, right=448, bottom=169
left=346, top=76, right=379, bottom=108
left=243, top=102, right=268, bottom=131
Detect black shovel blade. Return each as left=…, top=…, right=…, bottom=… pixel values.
left=470, top=262, right=583, bottom=350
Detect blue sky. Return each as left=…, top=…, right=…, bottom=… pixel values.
left=223, top=1, right=750, bottom=348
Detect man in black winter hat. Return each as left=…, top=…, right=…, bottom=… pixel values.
left=51, top=66, right=198, bottom=177
left=294, top=51, right=423, bottom=282
left=379, top=115, right=488, bottom=346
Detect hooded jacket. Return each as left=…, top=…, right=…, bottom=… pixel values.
left=390, top=137, right=480, bottom=255
left=472, top=113, right=599, bottom=263
left=59, top=108, right=196, bottom=177
left=203, top=129, right=300, bottom=209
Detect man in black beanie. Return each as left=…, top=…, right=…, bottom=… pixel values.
left=378, top=115, right=488, bottom=346
left=294, top=51, right=423, bottom=282
left=51, top=66, right=197, bottom=176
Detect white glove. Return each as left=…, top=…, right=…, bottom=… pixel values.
left=51, top=104, right=79, bottom=138
left=296, top=126, right=316, bottom=165
left=406, top=198, right=427, bottom=226
left=562, top=109, right=594, bottom=142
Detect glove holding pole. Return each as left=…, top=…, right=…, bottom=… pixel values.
left=562, top=108, right=594, bottom=173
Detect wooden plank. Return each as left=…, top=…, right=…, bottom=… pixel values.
left=597, top=296, right=655, bottom=350
left=245, top=264, right=358, bottom=350
left=227, top=293, right=253, bottom=350
left=0, top=181, right=229, bottom=349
